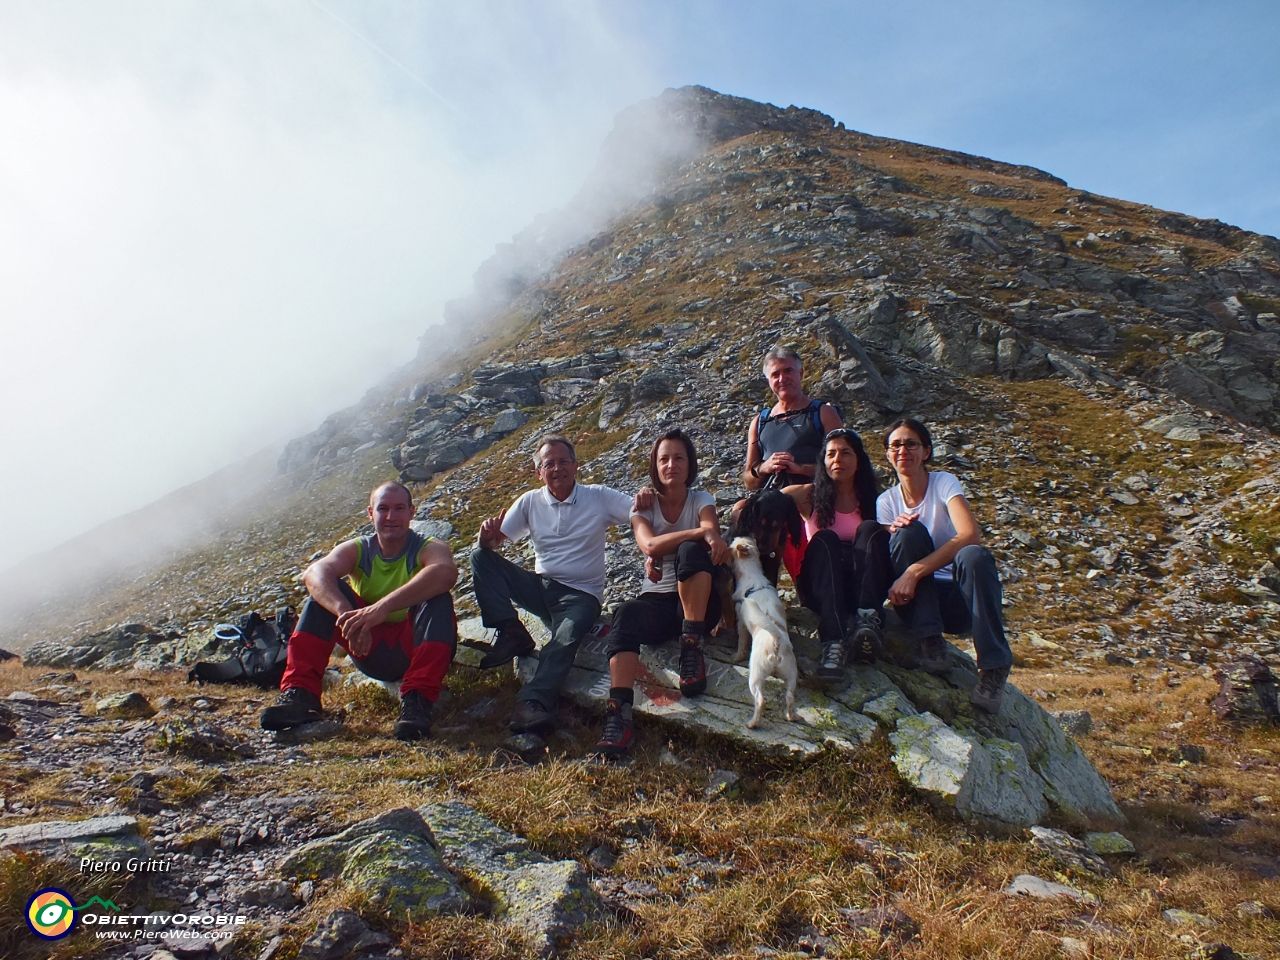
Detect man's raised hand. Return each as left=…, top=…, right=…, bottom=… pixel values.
left=478, top=509, right=508, bottom=549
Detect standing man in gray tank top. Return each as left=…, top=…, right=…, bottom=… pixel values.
left=742, top=346, right=844, bottom=492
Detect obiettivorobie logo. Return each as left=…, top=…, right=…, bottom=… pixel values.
left=25, top=889, right=121, bottom=940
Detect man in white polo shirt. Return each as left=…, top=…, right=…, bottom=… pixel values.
left=471, top=434, right=642, bottom=734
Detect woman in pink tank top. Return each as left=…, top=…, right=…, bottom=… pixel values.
left=782, top=429, right=893, bottom=680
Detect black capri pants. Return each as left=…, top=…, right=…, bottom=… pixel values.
left=608, top=540, right=723, bottom=657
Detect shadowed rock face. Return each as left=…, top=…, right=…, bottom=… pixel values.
left=459, top=614, right=1122, bottom=830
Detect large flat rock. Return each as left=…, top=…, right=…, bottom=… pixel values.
left=0, top=815, right=138, bottom=848
left=457, top=615, right=1122, bottom=830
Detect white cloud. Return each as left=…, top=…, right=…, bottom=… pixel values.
left=0, top=1, right=657, bottom=553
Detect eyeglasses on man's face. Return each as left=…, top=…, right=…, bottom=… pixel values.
left=539, top=458, right=577, bottom=471
left=887, top=440, right=923, bottom=452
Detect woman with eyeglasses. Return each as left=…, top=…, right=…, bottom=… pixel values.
left=877, top=418, right=1013, bottom=713
left=781, top=428, right=894, bottom=680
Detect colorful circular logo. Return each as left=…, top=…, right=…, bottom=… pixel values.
left=26, top=888, right=77, bottom=939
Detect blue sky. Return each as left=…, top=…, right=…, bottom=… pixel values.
left=0, top=1, right=1277, bottom=554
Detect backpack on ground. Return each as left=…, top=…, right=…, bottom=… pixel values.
left=188, top=607, right=297, bottom=688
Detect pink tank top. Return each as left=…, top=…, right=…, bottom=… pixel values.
left=804, top=506, right=863, bottom=542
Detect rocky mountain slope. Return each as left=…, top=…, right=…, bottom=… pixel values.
left=4, top=87, right=1280, bottom=959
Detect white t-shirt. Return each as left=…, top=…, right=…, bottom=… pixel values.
left=876, top=471, right=966, bottom=581
left=501, top=483, right=634, bottom=601
left=632, top=489, right=716, bottom=594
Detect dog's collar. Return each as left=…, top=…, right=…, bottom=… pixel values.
left=743, top=584, right=773, bottom=598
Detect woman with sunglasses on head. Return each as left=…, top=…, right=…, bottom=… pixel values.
left=781, top=428, right=894, bottom=682
left=877, top=418, right=1013, bottom=713
left=595, top=428, right=729, bottom=758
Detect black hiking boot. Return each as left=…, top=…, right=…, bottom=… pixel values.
left=260, top=687, right=323, bottom=731
left=678, top=634, right=707, bottom=696
left=850, top=608, right=884, bottom=665
left=479, top=618, right=536, bottom=669
left=916, top=634, right=951, bottom=675
left=970, top=665, right=1011, bottom=714
left=509, top=700, right=555, bottom=735
left=816, top=638, right=849, bottom=680
left=594, top=699, right=634, bottom=758
left=393, top=690, right=434, bottom=741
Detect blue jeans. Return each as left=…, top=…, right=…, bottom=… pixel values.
left=888, top=521, right=1012, bottom=671
left=470, top=547, right=601, bottom=710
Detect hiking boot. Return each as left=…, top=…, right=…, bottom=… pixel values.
left=509, top=699, right=554, bottom=735
left=970, top=665, right=1011, bottom=714
left=816, top=638, right=849, bottom=680
left=479, top=618, right=536, bottom=669
left=393, top=690, right=434, bottom=741
left=260, top=687, right=323, bottom=731
left=916, top=634, right=951, bottom=675
left=678, top=634, right=707, bottom=696
left=850, top=608, right=884, bottom=665
left=594, top=699, right=634, bottom=758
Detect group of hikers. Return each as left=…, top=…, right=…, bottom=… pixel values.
left=259, top=346, right=1013, bottom=756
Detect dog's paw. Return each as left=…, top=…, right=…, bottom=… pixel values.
left=733, top=651, right=748, bottom=663
left=746, top=719, right=760, bottom=729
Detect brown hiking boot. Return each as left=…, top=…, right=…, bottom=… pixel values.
left=970, top=666, right=1011, bottom=714
left=479, top=618, right=536, bottom=669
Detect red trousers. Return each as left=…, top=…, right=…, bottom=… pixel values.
left=279, top=584, right=456, bottom=702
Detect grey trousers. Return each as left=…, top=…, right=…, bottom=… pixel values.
left=470, top=547, right=601, bottom=710
left=888, top=521, right=1013, bottom=671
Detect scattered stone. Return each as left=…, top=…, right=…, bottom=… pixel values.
left=1189, top=947, right=1241, bottom=960
left=491, top=408, right=529, bottom=434
left=1235, top=900, right=1273, bottom=919
left=1053, top=710, right=1093, bottom=736
left=1109, top=489, right=1140, bottom=506
left=1059, top=936, right=1089, bottom=959
left=1004, top=874, right=1098, bottom=904
left=1162, top=908, right=1215, bottom=927
left=1084, top=831, right=1135, bottom=856
left=1029, top=826, right=1110, bottom=876
left=704, top=769, right=741, bottom=800
left=1211, top=657, right=1280, bottom=726
left=1141, top=414, right=1208, bottom=440
left=504, top=732, right=548, bottom=763
left=836, top=905, right=919, bottom=943
left=421, top=800, right=601, bottom=956
left=154, top=718, right=255, bottom=760
left=296, top=909, right=390, bottom=960
left=622, top=880, right=660, bottom=898
left=273, top=719, right=345, bottom=745
left=238, top=880, right=299, bottom=910
left=280, top=807, right=475, bottom=919
left=95, top=691, right=156, bottom=719
left=587, top=845, right=616, bottom=872
left=1256, top=561, right=1280, bottom=594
